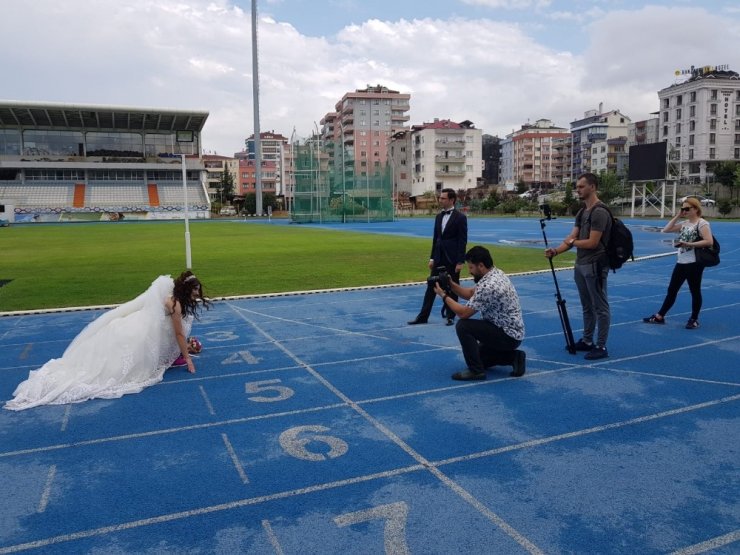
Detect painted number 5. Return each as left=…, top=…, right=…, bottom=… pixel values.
left=279, top=425, right=348, bottom=461
left=245, top=379, right=295, bottom=402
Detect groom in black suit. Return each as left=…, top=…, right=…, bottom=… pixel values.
left=408, top=188, right=468, bottom=326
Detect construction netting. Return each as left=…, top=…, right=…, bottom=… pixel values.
left=290, top=139, right=394, bottom=223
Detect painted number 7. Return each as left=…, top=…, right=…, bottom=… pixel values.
left=334, top=501, right=410, bottom=555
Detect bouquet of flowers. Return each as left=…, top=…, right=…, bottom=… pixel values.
left=187, top=336, right=203, bottom=354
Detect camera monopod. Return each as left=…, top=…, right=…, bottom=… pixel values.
left=539, top=204, right=577, bottom=355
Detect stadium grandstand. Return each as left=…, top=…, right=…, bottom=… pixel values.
left=0, top=101, right=210, bottom=223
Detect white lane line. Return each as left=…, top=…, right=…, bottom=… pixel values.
left=198, top=385, right=216, bottom=416
left=37, top=465, right=57, bottom=513
left=60, top=405, right=71, bottom=432
left=228, top=304, right=546, bottom=555
left=261, top=519, right=285, bottom=555
left=0, top=466, right=422, bottom=555
left=221, top=433, right=249, bottom=484
left=435, top=393, right=740, bottom=467
left=0, top=403, right=346, bottom=459
left=670, top=529, right=740, bottom=555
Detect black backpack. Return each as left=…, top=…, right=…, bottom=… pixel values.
left=584, top=204, right=634, bottom=271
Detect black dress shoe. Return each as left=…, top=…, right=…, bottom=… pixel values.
left=407, top=318, right=428, bottom=325
left=452, top=370, right=486, bottom=381
left=445, top=318, right=454, bottom=326
left=510, top=350, right=526, bottom=377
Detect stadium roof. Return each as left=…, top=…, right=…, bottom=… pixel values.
left=0, top=100, right=209, bottom=132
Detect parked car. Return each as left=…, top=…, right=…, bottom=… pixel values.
left=678, top=195, right=716, bottom=207
left=219, top=206, right=237, bottom=216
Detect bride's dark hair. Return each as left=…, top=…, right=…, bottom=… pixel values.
left=173, top=271, right=211, bottom=318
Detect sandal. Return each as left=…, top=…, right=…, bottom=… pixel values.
left=643, top=314, right=665, bottom=324
left=685, top=319, right=699, bottom=329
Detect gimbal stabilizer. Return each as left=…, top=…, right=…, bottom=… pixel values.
left=540, top=204, right=577, bottom=355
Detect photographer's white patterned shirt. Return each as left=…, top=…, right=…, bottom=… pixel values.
left=467, top=268, right=525, bottom=340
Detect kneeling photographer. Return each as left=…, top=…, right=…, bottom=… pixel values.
left=434, top=246, right=526, bottom=381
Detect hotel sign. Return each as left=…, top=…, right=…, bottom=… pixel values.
left=674, top=64, right=730, bottom=77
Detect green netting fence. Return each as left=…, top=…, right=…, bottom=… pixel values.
left=291, top=140, right=394, bottom=223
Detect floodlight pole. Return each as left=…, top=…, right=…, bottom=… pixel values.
left=181, top=153, right=192, bottom=269
left=252, top=0, right=263, bottom=217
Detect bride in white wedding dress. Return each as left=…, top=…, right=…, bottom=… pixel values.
left=4, top=271, right=211, bottom=411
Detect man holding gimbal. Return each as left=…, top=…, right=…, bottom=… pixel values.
left=434, top=246, right=526, bottom=381
left=408, top=188, right=467, bottom=326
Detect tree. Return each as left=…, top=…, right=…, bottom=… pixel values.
left=243, top=192, right=277, bottom=215
left=218, top=168, right=235, bottom=204
left=597, top=171, right=621, bottom=205
left=713, top=161, right=737, bottom=188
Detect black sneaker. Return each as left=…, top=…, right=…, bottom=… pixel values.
left=584, top=345, right=609, bottom=360
left=510, top=350, right=526, bottom=377
left=685, top=318, right=699, bottom=329
left=573, top=339, right=594, bottom=352
left=451, top=370, right=486, bottom=381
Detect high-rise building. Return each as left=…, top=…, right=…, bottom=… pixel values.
left=657, top=65, right=740, bottom=183
left=570, top=105, right=631, bottom=178
left=323, top=84, right=410, bottom=182
left=481, top=135, right=502, bottom=185
left=628, top=117, right=660, bottom=147
left=243, top=131, right=289, bottom=197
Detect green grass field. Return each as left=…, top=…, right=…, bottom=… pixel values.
left=0, top=220, right=574, bottom=312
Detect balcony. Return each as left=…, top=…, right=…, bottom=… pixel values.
left=435, top=154, right=465, bottom=162
left=435, top=170, right=465, bottom=177
left=587, top=133, right=607, bottom=142
left=434, top=140, right=464, bottom=149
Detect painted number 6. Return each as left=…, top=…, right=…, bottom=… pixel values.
left=279, top=425, right=349, bottom=461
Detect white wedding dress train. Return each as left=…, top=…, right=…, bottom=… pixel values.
left=4, top=276, right=192, bottom=411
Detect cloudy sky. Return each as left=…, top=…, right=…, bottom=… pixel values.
left=2, top=0, right=738, bottom=155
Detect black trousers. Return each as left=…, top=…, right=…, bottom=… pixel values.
left=417, top=265, right=461, bottom=320
left=456, top=318, right=521, bottom=373
left=658, top=262, right=705, bottom=320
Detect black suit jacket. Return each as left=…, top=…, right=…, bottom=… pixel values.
left=430, top=209, right=468, bottom=269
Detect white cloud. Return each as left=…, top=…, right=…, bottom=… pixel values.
left=0, top=1, right=738, bottom=154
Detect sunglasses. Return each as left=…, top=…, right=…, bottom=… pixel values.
left=680, top=206, right=692, bottom=212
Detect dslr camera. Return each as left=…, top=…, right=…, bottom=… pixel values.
left=427, top=266, right=452, bottom=293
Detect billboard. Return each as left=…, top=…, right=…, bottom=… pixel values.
left=628, top=142, right=667, bottom=181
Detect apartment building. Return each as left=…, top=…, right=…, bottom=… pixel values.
left=658, top=65, right=740, bottom=183
left=628, top=117, right=660, bottom=146
left=202, top=154, right=238, bottom=202
left=404, top=118, right=482, bottom=199
left=503, top=119, right=570, bottom=188
left=238, top=158, right=277, bottom=197
left=570, top=105, right=631, bottom=178
left=590, top=136, right=628, bottom=177
left=244, top=131, right=289, bottom=196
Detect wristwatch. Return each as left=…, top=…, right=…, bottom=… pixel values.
left=567, top=238, right=576, bottom=248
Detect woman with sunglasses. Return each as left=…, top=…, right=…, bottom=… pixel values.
left=643, top=196, right=714, bottom=329
left=5, top=271, right=210, bottom=410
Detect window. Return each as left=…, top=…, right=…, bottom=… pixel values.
left=709, top=147, right=716, bottom=159
left=663, top=111, right=669, bottom=122
left=663, top=126, right=668, bottom=137
left=676, top=137, right=681, bottom=146
left=710, top=119, right=717, bottom=130
left=736, top=105, right=740, bottom=116
left=663, top=98, right=670, bottom=109
left=676, top=123, right=681, bottom=133
left=710, top=133, right=716, bottom=144
left=676, top=95, right=682, bottom=105
left=676, top=108, right=682, bottom=119
left=735, top=134, right=740, bottom=145
left=710, top=104, right=717, bottom=116
left=711, top=90, right=718, bottom=100
left=688, top=149, right=694, bottom=160
left=689, top=106, right=695, bottom=117
left=735, top=148, right=740, bottom=159
left=690, top=120, right=696, bottom=131
left=690, top=91, right=696, bottom=102
left=689, top=134, right=694, bottom=146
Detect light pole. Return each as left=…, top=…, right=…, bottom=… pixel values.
left=176, top=130, right=194, bottom=269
